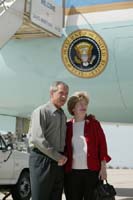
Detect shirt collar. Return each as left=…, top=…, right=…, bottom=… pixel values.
left=47, top=101, right=64, bottom=114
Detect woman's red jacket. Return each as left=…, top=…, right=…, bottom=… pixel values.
left=64, top=115, right=111, bottom=172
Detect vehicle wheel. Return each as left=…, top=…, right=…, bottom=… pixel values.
left=11, top=171, right=31, bottom=200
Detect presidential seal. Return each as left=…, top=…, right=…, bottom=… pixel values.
left=61, top=29, right=108, bottom=78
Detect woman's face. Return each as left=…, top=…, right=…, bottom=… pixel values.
left=72, top=99, right=88, bottom=118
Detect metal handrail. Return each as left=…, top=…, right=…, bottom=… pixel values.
left=0, top=0, right=16, bottom=16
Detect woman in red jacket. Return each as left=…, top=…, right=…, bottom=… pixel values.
left=64, top=91, right=111, bottom=200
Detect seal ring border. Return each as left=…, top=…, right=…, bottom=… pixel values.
left=61, top=29, right=108, bottom=78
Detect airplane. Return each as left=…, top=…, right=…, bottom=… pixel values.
left=0, top=0, right=133, bottom=133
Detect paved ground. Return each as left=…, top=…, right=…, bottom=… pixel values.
left=107, top=169, right=133, bottom=200
left=0, top=169, right=133, bottom=200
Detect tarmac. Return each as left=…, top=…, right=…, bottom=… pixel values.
left=107, top=169, right=133, bottom=200
left=0, top=169, right=133, bottom=200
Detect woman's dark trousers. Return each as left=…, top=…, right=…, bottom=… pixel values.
left=64, top=169, right=99, bottom=200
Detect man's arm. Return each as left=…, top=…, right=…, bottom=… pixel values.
left=28, top=107, right=66, bottom=162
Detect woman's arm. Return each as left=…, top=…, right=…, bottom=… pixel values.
left=99, top=160, right=107, bottom=180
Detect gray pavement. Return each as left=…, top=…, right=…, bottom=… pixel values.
left=108, top=169, right=133, bottom=200
left=0, top=169, right=133, bottom=200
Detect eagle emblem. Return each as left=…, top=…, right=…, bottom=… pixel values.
left=74, top=42, right=96, bottom=67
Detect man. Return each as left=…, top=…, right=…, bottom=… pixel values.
left=28, top=81, right=69, bottom=200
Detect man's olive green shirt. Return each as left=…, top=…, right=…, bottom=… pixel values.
left=28, top=101, right=67, bottom=161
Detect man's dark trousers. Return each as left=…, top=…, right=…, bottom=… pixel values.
left=29, top=149, right=64, bottom=200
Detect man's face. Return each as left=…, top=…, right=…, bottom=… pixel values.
left=51, top=84, right=69, bottom=108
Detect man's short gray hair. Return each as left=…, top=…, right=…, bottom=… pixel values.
left=50, top=81, right=69, bottom=92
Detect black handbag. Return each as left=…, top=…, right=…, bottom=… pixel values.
left=94, top=180, right=116, bottom=200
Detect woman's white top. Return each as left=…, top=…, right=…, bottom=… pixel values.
left=72, top=120, right=88, bottom=169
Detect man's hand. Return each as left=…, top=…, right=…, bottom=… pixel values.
left=58, top=156, right=67, bottom=166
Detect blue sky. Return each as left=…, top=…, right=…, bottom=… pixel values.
left=54, top=0, right=62, bottom=6
left=66, top=0, right=127, bottom=7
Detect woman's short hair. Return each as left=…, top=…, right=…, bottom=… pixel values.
left=67, top=91, right=89, bottom=115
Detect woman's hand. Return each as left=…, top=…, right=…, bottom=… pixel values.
left=99, top=160, right=107, bottom=180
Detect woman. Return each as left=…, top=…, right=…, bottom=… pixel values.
left=64, top=91, right=111, bottom=200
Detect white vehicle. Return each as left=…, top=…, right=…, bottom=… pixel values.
left=0, top=134, right=31, bottom=200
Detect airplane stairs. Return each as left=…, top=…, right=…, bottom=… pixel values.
left=0, top=0, right=25, bottom=48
